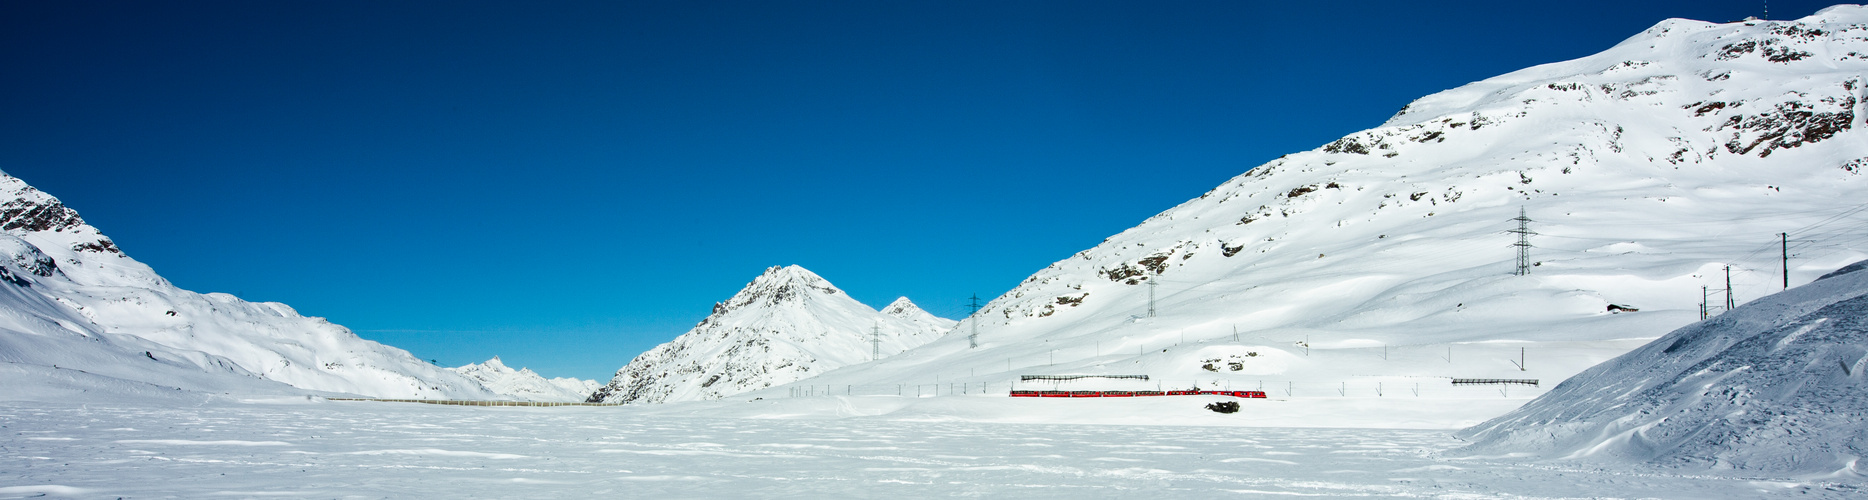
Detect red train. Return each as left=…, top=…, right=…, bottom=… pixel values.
left=1010, top=390, right=1266, bottom=398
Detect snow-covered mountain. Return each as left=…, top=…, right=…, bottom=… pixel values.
left=590, top=265, right=952, bottom=403
left=881, top=296, right=958, bottom=332
left=452, top=356, right=601, bottom=402
left=1456, top=259, right=1868, bottom=479
left=0, top=171, right=499, bottom=400
left=759, top=7, right=1868, bottom=425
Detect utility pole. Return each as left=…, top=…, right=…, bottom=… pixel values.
left=1701, top=285, right=1710, bottom=320
left=1782, top=232, right=1789, bottom=290
left=1146, top=279, right=1158, bottom=318
left=1509, top=207, right=1536, bottom=276
left=1725, top=265, right=1736, bottom=311
left=870, top=322, right=882, bottom=361
left=966, top=294, right=982, bottom=348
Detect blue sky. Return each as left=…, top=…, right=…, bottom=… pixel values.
left=0, top=1, right=1828, bottom=380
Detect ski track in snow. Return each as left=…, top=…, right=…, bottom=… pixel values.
left=2, top=400, right=1852, bottom=499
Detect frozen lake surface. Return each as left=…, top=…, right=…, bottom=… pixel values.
left=1, top=399, right=1853, bottom=499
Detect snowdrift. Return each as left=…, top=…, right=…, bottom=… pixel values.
left=1455, top=259, right=1868, bottom=480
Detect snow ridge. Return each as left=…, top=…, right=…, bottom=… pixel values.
left=590, top=265, right=951, bottom=403
left=0, top=170, right=499, bottom=400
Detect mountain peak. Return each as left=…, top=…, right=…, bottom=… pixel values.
left=752, top=265, right=831, bottom=288
left=719, top=265, right=841, bottom=311
left=881, top=297, right=920, bottom=315
left=879, top=296, right=956, bottom=332
left=592, top=266, right=949, bottom=404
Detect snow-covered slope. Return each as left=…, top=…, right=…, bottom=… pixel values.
left=590, top=265, right=951, bottom=403
left=452, top=356, right=601, bottom=402
left=758, top=7, right=1868, bottom=425
left=0, top=230, right=309, bottom=402
left=0, top=171, right=499, bottom=400
left=1456, top=259, right=1868, bottom=480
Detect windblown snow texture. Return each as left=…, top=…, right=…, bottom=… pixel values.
left=771, top=7, right=1868, bottom=424
left=0, top=171, right=498, bottom=401
left=590, top=265, right=952, bottom=403
left=1455, top=259, right=1868, bottom=479
left=451, top=357, right=600, bottom=402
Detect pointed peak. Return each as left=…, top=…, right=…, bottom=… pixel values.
left=703, top=265, right=844, bottom=320
left=881, top=296, right=956, bottom=324
left=754, top=264, right=826, bottom=284
left=472, top=356, right=509, bottom=371
left=744, top=265, right=836, bottom=292
left=881, top=297, right=923, bottom=316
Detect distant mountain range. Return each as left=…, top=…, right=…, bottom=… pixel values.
left=452, top=356, right=601, bottom=402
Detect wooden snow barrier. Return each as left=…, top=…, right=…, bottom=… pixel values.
left=327, top=398, right=624, bottom=407
left=1450, top=378, right=1539, bottom=386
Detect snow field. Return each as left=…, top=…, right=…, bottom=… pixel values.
left=4, top=399, right=1853, bottom=499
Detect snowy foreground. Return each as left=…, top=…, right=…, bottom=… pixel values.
left=4, top=398, right=1859, bottom=499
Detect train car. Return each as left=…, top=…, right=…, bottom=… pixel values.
left=1101, top=391, right=1133, bottom=397
left=1243, top=391, right=1267, bottom=398
left=1134, top=391, right=1165, bottom=397
left=1039, top=391, right=1070, bottom=398
left=1069, top=391, right=1102, bottom=398
left=1009, top=390, right=1040, bottom=397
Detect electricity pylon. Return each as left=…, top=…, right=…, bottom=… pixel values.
left=966, top=294, right=982, bottom=348
left=1147, top=279, right=1157, bottom=317
left=870, top=322, right=882, bottom=361
left=1508, top=207, right=1536, bottom=276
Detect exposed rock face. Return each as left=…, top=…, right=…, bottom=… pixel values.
left=0, top=170, right=499, bottom=400
left=589, top=266, right=951, bottom=403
